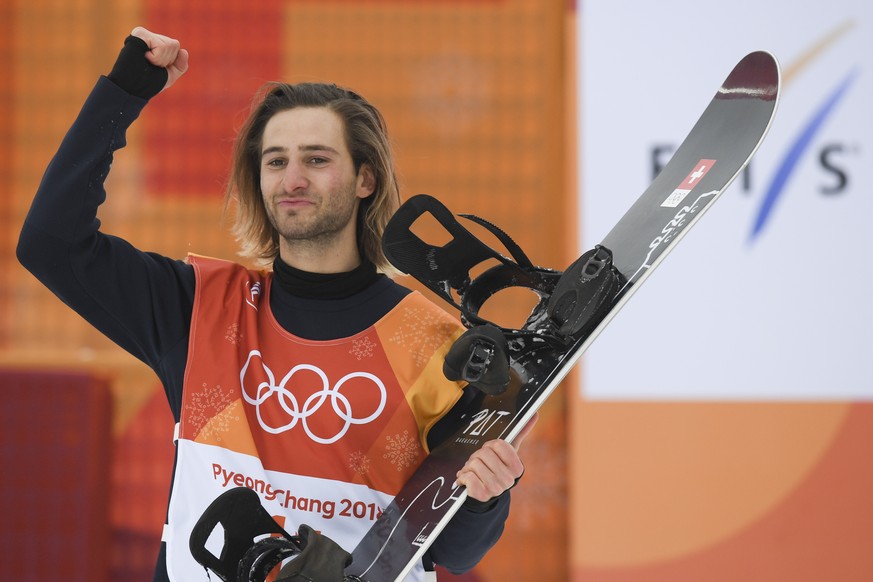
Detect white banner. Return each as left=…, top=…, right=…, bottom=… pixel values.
left=579, top=0, right=872, bottom=400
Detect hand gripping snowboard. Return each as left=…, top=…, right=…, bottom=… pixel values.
left=345, top=51, right=781, bottom=581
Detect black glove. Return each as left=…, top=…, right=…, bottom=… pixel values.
left=107, top=35, right=168, bottom=100
left=275, top=525, right=352, bottom=581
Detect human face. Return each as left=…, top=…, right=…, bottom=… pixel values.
left=259, top=107, right=374, bottom=269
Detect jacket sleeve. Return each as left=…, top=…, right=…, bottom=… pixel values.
left=16, top=77, right=195, bottom=378
left=425, top=491, right=510, bottom=574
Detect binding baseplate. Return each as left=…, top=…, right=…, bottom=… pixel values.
left=382, top=194, right=626, bottom=393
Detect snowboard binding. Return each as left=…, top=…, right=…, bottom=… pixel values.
left=545, top=245, right=625, bottom=341
left=190, top=486, right=294, bottom=581
left=382, top=194, right=626, bottom=394
left=190, top=487, right=356, bottom=582
left=443, top=323, right=511, bottom=395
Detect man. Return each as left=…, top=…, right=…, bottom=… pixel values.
left=17, top=27, right=533, bottom=581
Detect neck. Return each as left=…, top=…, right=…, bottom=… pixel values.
left=278, top=238, right=362, bottom=273
left=273, top=255, right=380, bottom=299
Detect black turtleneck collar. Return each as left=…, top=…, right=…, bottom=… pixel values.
left=272, top=256, right=381, bottom=300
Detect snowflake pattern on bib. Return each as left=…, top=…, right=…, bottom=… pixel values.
left=388, top=306, right=457, bottom=368
left=350, top=336, right=377, bottom=360
left=348, top=450, right=371, bottom=476
left=189, top=383, right=239, bottom=440
left=383, top=430, right=420, bottom=471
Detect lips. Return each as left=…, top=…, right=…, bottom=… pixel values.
left=276, top=197, right=314, bottom=210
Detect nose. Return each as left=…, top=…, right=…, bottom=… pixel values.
left=282, top=161, right=308, bottom=193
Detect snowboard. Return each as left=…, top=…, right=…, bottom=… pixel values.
left=345, top=51, right=781, bottom=581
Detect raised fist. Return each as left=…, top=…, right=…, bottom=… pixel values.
left=130, top=26, right=189, bottom=91
left=108, top=27, right=189, bottom=100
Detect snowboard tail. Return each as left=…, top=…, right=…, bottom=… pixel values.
left=346, top=51, right=780, bottom=582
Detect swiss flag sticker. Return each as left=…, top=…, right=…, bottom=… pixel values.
left=679, top=159, right=717, bottom=189
left=661, top=159, right=717, bottom=208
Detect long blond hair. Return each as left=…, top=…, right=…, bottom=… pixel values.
left=225, top=82, right=400, bottom=271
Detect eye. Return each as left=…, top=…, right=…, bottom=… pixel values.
left=264, top=157, right=286, bottom=168
left=308, top=156, right=329, bottom=166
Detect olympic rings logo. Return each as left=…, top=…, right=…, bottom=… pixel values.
left=240, top=350, right=387, bottom=444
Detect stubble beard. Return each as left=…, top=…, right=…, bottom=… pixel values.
left=266, top=183, right=360, bottom=250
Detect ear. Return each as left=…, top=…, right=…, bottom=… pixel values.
left=356, top=164, right=376, bottom=200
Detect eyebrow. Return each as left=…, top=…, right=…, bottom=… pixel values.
left=261, top=144, right=341, bottom=158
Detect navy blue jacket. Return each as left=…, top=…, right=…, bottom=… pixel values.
left=17, top=77, right=509, bottom=580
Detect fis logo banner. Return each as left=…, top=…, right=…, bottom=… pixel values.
left=580, top=1, right=870, bottom=400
